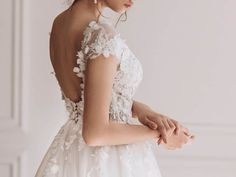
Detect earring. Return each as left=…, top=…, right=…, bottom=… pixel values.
left=94, top=0, right=97, bottom=4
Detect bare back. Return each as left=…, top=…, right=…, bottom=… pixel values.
left=49, top=9, right=89, bottom=102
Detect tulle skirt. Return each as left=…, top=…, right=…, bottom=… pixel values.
left=34, top=117, right=162, bottom=177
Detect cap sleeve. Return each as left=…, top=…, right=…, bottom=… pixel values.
left=73, top=21, right=125, bottom=79
left=82, top=21, right=124, bottom=61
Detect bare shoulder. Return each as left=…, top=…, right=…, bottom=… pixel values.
left=51, top=10, right=67, bottom=28
left=51, top=9, right=83, bottom=34
left=49, top=11, right=66, bottom=37
left=51, top=11, right=89, bottom=49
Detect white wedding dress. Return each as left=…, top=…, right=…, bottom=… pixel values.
left=35, top=19, right=162, bottom=177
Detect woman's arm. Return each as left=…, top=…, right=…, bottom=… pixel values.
left=82, top=54, right=160, bottom=146
left=83, top=120, right=160, bottom=146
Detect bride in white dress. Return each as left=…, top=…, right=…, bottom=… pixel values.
left=35, top=0, right=195, bottom=176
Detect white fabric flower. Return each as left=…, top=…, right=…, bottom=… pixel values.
left=84, top=45, right=90, bottom=54
left=77, top=51, right=84, bottom=58
left=73, top=66, right=80, bottom=73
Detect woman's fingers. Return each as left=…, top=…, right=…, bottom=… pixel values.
left=185, top=135, right=195, bottom=145
left=158, top=124, right=167, bottom=143
left=145, top=119, right=158, bottom=130
left=166, top=118, right=176, bottom=136
left=182, top=126, right=191, bottom=136
left=159, top=115, right=176, bottom=137
left=163, top=119, right=175, bottom=137
left=159, top=114, right=179, bottom=135
left=188, top=135, right=195, bottom=144
left=162, top=118, right=170, bottom=130
left=183, top=130, right=191, bottom=137
left=157, top=115, right=171, bottom=139
left=183, top=130, right=195, bottom=145
left=146, top=116, right=168, bottom=143
left=170, top=119, right=181, bottom=135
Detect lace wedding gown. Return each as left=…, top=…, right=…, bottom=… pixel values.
left=35, top=19, right=162, bottom=177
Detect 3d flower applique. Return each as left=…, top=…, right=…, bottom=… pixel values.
left=79, top=61, right=86, bottom=72
left=77, top=50, right=84, bottom=60
left=73, top=66, right=84, bottom=78
left=73, top=50, right=87, bottom=79
left=82, top=21, right=102, bottom=48
left=83, top=31, right=92, bottom=45
left=84, top=45, right=90, bottom=54
left=89, top=21, right=100, bottom=30
left=73, top=66, right=80, bottom=74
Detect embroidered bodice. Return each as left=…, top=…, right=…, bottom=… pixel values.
left=59, top=20, right=143, bottom=124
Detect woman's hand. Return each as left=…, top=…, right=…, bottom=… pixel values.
left=159, top=126, right=195, bottom=150
left=132, top=101, right=181, bottom=143
left=138, top=111, right=182, bottom=144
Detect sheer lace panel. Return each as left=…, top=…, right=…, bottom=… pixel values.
left=72, top=20, right=125, bottom=108
left=73, top=20, right=124, bottom=78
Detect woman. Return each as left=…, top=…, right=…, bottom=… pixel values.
left=35, top=0, right=195, bottom=176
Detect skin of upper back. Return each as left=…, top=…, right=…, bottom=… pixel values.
left=50, top=8, right=91, bottom=103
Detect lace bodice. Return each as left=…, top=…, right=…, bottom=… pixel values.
left=58, top=20, right=143, bottom=124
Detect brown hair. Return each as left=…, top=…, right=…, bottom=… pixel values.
left=69, top=0, right=127, bottom=28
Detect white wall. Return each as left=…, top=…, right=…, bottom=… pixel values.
left=0, top=0, right=28, bottom=176
left=0, top=0, right=235, bottom=177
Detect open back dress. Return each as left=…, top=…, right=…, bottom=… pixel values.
left=34, top=19, right=162, bottom=177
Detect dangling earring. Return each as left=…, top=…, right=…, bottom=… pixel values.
left=94, top=0, right=97, bottom=4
